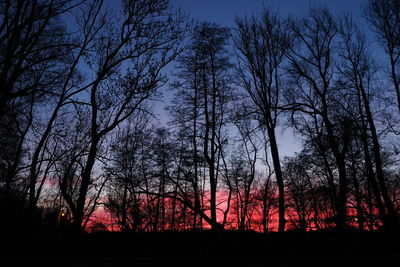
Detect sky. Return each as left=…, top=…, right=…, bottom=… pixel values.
left=170, top=0, right=365, bottom=27
left=154, top=0, right=368, bottom=158
left=101, top=0, right=374, bottom=158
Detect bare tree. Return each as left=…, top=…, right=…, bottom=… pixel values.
left=364, top=0, right=400, bottom=112
left=283, top=153, right=321, bottom=231
left=234, top=7, right=291, bottom=232
left=0, top=0, right=79, bottom=118
left=66, top=0, right=186, bottom=232
left=27, top=0, right=103, bottom=214
left=337, top=14, right=399, bottom=230
left=0, top=0, right=82, bottom=217
left=285, top=8, right=350, bottom=231
left=169, top=22, right=233, bottom=230
left=104, top=110, right=151, bottom=231
left=230, top=106, right=259, bottom=230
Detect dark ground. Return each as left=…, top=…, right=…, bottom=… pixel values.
left=3, top=230, right=400, bottom=267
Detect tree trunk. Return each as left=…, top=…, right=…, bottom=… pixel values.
left=267, top=125, right=286, bottom=232
left=389, top=54, right=400, bottom=113
left=350, top=154, right=364, bottom=231
left=360, top=83, right=398, bottom=230
left=121, top=181, right=129, bottom=232
left=72, top=138, right=98, bottom=233
left=356, top=88, right=388, bottom=228
left=192, top=76, right=200, bottom=230
left=323, top=116, right=348, bottom=231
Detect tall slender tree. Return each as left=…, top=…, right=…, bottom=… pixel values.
left=234, top=8, right=291, bottom=232
left=169, top=22, right=233, bottom=230
left=286, top=8, right=350, bottom=231
left=338, top=14, right=399, bottom=230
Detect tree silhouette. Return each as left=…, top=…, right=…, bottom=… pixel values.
left=2, top=0, right=400, bottom=245
left=364, top=0, right=400, bottom=112
left=234, top=7, right=291, bottom=232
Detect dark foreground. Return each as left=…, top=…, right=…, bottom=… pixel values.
left=3, top=230, right=400, bottom=267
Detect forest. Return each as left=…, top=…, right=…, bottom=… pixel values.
left=1, top=0, right=400, bottom=262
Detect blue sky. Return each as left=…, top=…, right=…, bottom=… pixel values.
left=102, top=0, right=373, bottom=158
left=155, top=0, right=369, bottom=158
left=170, top=0, right=365, bottom=27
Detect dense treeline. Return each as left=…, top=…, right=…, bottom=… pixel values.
left=1, top=0, right=400, bottom=235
